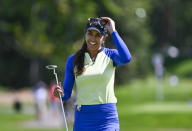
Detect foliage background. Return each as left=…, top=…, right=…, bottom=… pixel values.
left=0, top=0, right=192, bottom=131
left=0, top=0, right=192, bottom=87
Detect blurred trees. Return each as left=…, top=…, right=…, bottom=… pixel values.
left=0, top=0, right=191, bottom=88
left=150, top=0, right=192, bottom=50
left=149, top=0, right=192, bottom=77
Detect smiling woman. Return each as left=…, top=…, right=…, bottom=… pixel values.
left=85, top=30, right=104, bottom=55
left=53, top=17, right=132, bottom=131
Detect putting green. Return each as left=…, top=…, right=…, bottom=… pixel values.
left=125, top=102, right=192, bottom=113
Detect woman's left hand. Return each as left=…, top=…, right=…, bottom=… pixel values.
left=101, top=17, right=116, bottom=34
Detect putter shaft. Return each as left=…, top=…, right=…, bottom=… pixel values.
left=46, top=65, right=68, bottom=131
left=59, top=94, right=68, bottom=131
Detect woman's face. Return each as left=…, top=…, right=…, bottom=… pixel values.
left=85, top=30, right=105, bottom=52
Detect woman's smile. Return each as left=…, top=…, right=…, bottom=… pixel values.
left=89, top=42, right=96, bottom=45
left=87, top=41, right=100, bottom=52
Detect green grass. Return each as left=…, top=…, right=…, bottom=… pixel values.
left=116, top=77, right=192, bottom=131
left=0, top=77, right=192, bottom=131
left=0, top=109, right=73, bottom=131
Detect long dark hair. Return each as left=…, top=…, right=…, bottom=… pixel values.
left=74, top=41, right=87, bottom=76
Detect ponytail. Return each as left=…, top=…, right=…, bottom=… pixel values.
left=74, top=41, right=87, bottom=76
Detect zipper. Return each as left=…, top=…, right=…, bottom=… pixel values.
left=77, top=105, right=81, bottom=111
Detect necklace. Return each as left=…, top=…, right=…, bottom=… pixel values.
left=88, top=48, right=103, bottom=63
left=91, top=57, right=96, bottom=62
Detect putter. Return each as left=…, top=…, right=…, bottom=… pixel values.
left=46, top=65, right=68, bottom=131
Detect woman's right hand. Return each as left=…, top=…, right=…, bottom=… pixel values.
left=53, top=85, right=64, bottom=98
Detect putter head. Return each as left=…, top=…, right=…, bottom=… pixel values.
left=46, top=65, right=57, bottom=70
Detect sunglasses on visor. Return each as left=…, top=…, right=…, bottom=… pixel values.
left=88, top=18, right=108, bottom=27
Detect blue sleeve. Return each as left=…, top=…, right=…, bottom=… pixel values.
left=62, top=55, right=75, bottom=101
left=106, top=31, right=132, bottom=66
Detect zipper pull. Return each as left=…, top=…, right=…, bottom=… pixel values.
left=77, top=105, right=81, bottom=111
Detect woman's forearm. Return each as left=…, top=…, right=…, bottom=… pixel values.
left=111, top=31, right=132, bottom=63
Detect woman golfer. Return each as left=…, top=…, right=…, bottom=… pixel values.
left=54, top=17, right=132, bottom=131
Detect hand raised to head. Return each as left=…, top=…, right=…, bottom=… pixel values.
left=100, top=17, right=116, bottom=34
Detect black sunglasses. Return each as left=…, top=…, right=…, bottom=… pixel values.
left=88, top=18, right=107, bottom=27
